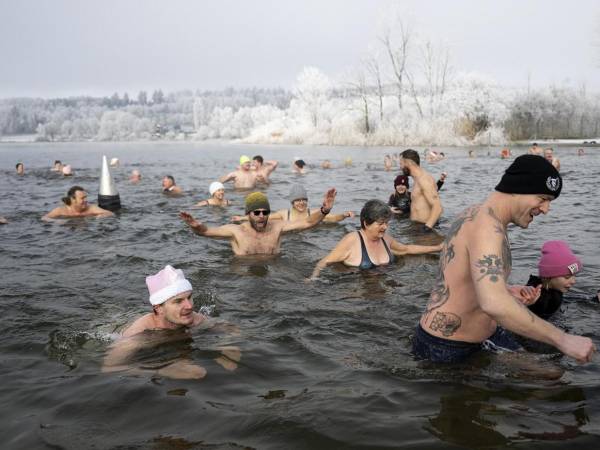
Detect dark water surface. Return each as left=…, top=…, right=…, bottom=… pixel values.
left=1, top=142, right=599, bottom=449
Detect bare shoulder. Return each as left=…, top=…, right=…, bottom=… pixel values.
left=122, top=314, right=155, bottom=338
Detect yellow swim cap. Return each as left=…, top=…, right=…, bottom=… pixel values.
left=240, top=155, right=251, bottom=165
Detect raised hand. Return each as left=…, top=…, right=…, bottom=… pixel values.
left=321, top=188, right=337, bottom=211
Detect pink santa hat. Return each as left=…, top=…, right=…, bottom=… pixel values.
left=146, top=265, right=193, bottom=305
left=538, top=241, right=582, bottom=278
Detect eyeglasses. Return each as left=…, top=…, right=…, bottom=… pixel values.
left=251, top=209, right=270, bottom=216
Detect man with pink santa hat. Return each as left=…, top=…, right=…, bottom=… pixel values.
left=103, top=265, right=239, bottom=379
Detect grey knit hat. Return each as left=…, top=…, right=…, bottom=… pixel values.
left=288, top=184, right=308, bottom=202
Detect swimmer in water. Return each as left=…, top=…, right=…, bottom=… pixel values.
left=292, top=158, right=307, bottom=174
left=62, top=165, right=73, bottom=176
left=529, top=142, right=543, bottom=155
left=388, top=175, right=411, bottom=215
left=384, top=154, right=393, bottom=171
left=544, top=148, right=560, bottom=171
left=42, top=186, right=114, bottom=220
left=196, top=181, right=231, bottom=207
left=51, top=160, right=63, bottom=172
left=577, top=148, right=585, bottom=156
left=129, top=169, right=141, bottom=183
left=310, top=199, right=442, bottom=279
left=180, top=189, right=336, bottom=256
left=321, top=160, right=332, bottom=169
left=400, top=149, right=443, bottom=231
left=500, top=148, right=511, bottom=159
left=232, top=185, right=352, bottom=224
left=518, top=241, right=588, bottom=320
left=412, top=155, right=595, bottom=364
left=0, top=216, right=8, bottom=224
left=16, top=162, right=24, bottom=175
left=252, top=155, right=278, bottom=184
left=220, top=155, right=262, bottom=189
left=162, top=175, right=183, bottom=195
left=102, top=265, right=240, bottom=379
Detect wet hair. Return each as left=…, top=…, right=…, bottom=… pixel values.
left=294, top=159, right=306, bottom=168
left=62, top=185, right=85, bottom=206
left=54, top=160, right=61, bottom=165
left=164, top=175, right=176, bottom=185
left=252, top=155, right=264, bottom=164
left=16, top=162, right=23, bottom=170
left=400, top=149, right=420, bottom=166
left=360, top=199, right=392, bottom=229
left=440, top=152, right=445, bottom=157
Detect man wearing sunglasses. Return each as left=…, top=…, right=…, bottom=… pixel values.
left=180, top=188, right=336, bottom=256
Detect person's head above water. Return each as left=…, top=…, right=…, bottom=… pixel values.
left=239, top=155, right=252, bottom=170
left=61, top=186, right=87, bottom=210
left=252, top=155, right=264, bottom=166
left=539, top=241, right=582, bottom=279
left=62, top=165, right=73, bottom=176
left=245, top=192, right=271, bottom=232
left=538, top=240, right=582, bottom=293
left=288, top=184, right=308, bottom=203
left=16, top=162, right=24, bottom=175
left=394, top=175, right=409, bottom=191
left=360, top=199, right=392, bottom=230
left=400, top=149, right=420, bottom=175
left=146, top=265, right=193, bottom=307
left=162, top=175, right=176, bottom=190
left=145, top=265, right=196, bottom=327
left=495, top=154, right=562, bottom=199
left=294, top=159, right=306, bottom=169
left=209, top=181, right=225, bottom=197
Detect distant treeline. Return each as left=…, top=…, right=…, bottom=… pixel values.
left=0, top=76, right=598, bottom=145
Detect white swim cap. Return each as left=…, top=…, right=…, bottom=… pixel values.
left=209, top=181, right=225, bottom=196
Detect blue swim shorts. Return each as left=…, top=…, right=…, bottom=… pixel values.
left=412, top=323, right=522, bottom=363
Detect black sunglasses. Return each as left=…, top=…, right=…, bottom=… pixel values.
left=251, top=209, right=270, bottom=216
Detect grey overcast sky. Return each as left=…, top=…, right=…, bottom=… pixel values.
left=1, top=0, right=599, bottom=98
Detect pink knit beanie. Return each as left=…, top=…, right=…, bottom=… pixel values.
left=538, top=241, right=582, bottom=278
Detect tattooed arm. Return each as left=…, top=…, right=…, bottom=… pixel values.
left=468, top=224, right=595, bottom=362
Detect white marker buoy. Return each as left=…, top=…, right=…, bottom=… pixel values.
left=98, top=155, right=121, bottom=211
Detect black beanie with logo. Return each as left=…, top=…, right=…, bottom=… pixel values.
left=495, top=155, right=562, bottom=198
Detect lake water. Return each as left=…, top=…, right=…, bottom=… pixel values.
left=1, top=142, right=599, bottom=449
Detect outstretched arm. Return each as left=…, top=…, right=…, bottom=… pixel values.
left=310, top=234, right=353, bottom=279
left=180, top=211, right=236, bottom=239
left=219, top=172, right=236, bottom=183
left=282, top=188, right=337, bottom=233
left=42, top=207, right=62, bottom=221
left=469, top=226, right=595, bottom=363
left=323, top=211, right=354, bottom=223
left=89, top=205, right=115, bottom=217
left=389, top=238, right=442, bottom=256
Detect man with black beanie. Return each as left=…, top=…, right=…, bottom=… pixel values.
left=412, top=155, right=595, bottom=364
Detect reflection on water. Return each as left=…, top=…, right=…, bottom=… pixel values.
left=0, top=142, right=599, bottom=448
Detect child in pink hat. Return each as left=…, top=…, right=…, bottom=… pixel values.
left=525, top=241, right=582, bottom=319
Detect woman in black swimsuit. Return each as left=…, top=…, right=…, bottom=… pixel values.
left=310, top=200, right=442, bottom=278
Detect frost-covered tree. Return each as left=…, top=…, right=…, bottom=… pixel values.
left=292, top=66, right=331, bottom=129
